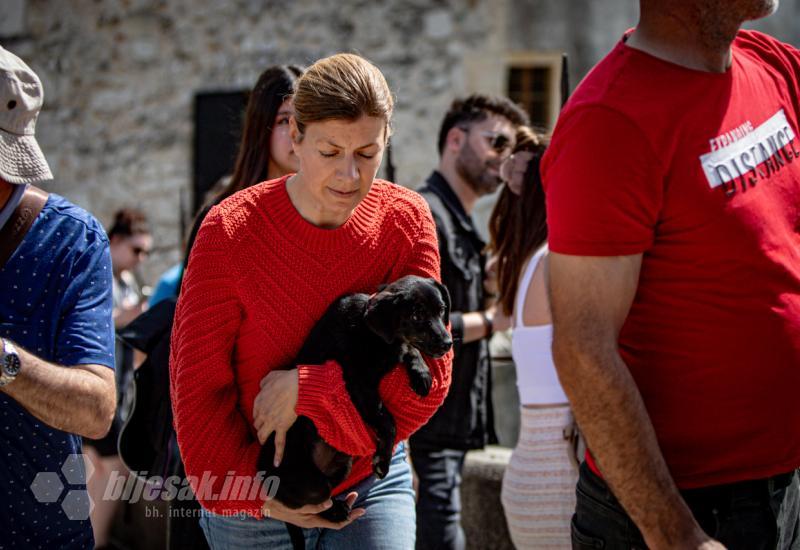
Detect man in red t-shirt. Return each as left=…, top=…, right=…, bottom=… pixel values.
left=542, top=1, right=800, bottom=548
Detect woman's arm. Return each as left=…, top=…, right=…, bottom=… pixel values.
left=291, top=201, right=453, bottom=455
left=376, top=204, right=452, bottom=440
left=169, top=211, right=262, bottom=516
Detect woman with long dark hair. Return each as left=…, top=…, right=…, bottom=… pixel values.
left=183, top=64, right=304, bottom=256
left=488, top=127, right=577, bottom=549
left=150, top=64, right=304, bottom=309
left=217, top=64, right=304, bottom=202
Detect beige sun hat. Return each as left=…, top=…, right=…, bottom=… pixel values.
left=0, top=45, right=53, bottom=185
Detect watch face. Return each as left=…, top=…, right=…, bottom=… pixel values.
left=3, top=354, right=20, bottom=377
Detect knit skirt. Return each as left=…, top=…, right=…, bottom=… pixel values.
left=501, top=405, right=578, bottom=549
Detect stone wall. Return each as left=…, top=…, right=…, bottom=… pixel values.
left=508, top=0, right=639, bottom=94
left=2, top=0, right=798, bottom=284
left=2, top=0, right=496, bottom=283
left=508, top=0, right=800, bottom=90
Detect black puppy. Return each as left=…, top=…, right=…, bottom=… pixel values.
left=257, top=275, right=452, bottom=524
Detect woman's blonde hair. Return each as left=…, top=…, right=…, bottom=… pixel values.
left=293, top=53, right=393, bottom=139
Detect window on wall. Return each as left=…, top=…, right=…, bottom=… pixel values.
left=508, top=66, right=551, bottom=128
left=505, top=53, right=563, bottom=131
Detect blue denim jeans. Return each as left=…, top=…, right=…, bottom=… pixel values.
left=199, top=443, right=415, bottom=549
left=572, top=462, right=800, bottom=550
left=409, top=447, right=467, bottom=550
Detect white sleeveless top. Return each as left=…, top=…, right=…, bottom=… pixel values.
left=511, top=246, right=569, bottom=405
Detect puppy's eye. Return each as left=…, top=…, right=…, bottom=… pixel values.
left=411, top=313, right=422, bottom=323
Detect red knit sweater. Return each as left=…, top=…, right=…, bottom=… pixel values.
left=170, top=175, right=453, bottom=516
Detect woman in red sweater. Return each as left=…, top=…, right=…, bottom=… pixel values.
left=170, top=53, right=452, bottom=549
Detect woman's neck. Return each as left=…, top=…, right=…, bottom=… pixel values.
left=266, top=161, right=287, bottom=182
left=285, top=174, right=350, bottom=229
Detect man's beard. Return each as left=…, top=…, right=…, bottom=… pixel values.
left=695, top=0, right=779, bottom=47
left=455, top=140, right=503, bottom=196
left=739, top=0, right=779, bottom=20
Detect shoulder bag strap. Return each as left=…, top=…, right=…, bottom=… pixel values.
left=0, top=185, right=50, bottom=269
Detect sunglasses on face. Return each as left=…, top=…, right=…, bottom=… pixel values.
left=131, top=245, right=151, bottom=258
left=480, top=131, right=514, bottom=154
left=459, top=126, right=514, bottom=155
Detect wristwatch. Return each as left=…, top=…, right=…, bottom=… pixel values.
left=0, top=337, right=21, bottom=387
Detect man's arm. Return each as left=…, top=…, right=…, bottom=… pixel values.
left=431, top=219, right=496, bottom=346
left=1, top=343, right=116, bottom=440
left=548, top=252, right=720, bottom=550
left=459, top=311, right=493, bottom=344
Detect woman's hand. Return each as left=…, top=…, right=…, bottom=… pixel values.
left=262, top=492, right=366, bottom=529
left=253, top=369, right=299, bottom=466
left=500, top=150, right=535, bottom=196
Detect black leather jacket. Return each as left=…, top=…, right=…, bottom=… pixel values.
left=410, top=171, right=496, bottom=451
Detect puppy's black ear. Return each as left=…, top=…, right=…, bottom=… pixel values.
left=365, top=294, right=397, bottom=343
left=432, top=279, right=451, bottom=325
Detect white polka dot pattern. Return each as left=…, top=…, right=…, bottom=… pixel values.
left=0, top=194, right=113, bottom=548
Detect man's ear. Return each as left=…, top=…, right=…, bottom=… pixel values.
left=365, top=294, right=397, bottom=344
left=433, top=279, right=451, bottom=325
left=445, top=125, right=465, bottom=154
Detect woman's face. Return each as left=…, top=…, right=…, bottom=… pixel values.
left=110, top=233, right=152, bottom=274
left=290, top=115, right=386, bottom=227
left=268, top=98, right=300, bottom=179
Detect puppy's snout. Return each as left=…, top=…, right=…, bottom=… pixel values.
left=428, top=333, right=453, bottom=358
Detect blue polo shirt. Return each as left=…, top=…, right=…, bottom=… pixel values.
left=0, top=193, right=114, bottom=549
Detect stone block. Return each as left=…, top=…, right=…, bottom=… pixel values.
left=461, top=446, right=514, bottom=550
left=492, top=357, right=521, bottom=449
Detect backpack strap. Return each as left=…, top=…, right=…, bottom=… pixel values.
left=0, top=185, right=49, bottom=269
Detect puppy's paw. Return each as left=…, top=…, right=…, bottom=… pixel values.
left=409, top=370, right=432, bottom=397
left=372, top=453, right=390, bottom=479
left=319, top=499, right=351, bottom=523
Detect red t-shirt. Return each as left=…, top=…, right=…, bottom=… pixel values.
left=542, top=30, right=800, bottom=489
